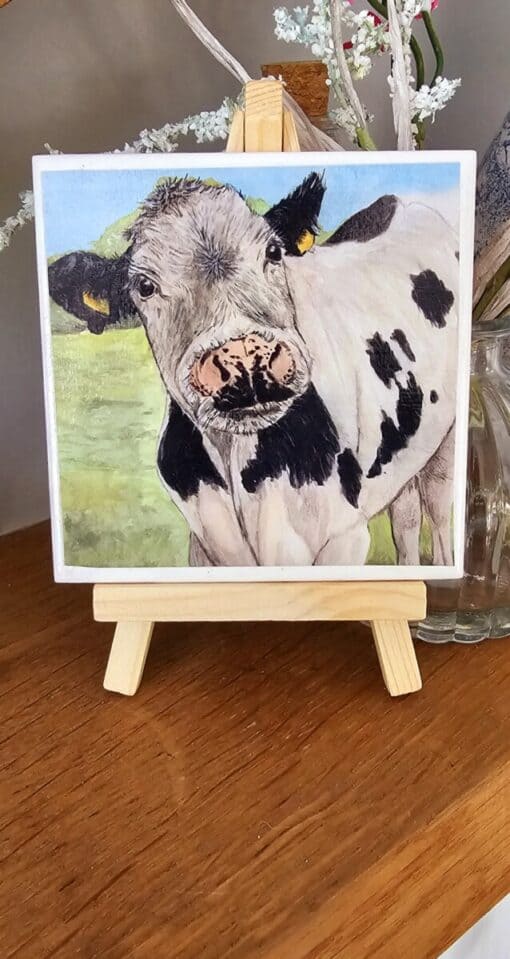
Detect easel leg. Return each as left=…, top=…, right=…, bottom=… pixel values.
left=370, top=620, right=422, bottom=697
left=103, top=621, right=154, bottom=696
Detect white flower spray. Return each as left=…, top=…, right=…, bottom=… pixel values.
left=0, top=190, right=34, bottom=253
left=274, top=0, right=460, bottom=149
left=411, top=75, right=461, bottom=123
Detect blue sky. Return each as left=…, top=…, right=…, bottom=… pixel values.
left=41, top=161, right=460, bottom=257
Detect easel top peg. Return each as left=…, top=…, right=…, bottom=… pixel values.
left=226, top=78, right=299, bottom=153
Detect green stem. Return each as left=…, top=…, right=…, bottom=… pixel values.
left=422, top=10, right=444, bottom=84
left=356, top=126, right=378, bottom=151
left=366, top=0, right=387, bottom=18
left=410, top=35, right=425, bottom=90
left=473, top=254, right=510, bottom=325
left=415, top=119, right=425, bottom=150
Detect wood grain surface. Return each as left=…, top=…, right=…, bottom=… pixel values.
left=1, top=523, right=509, bottom=959
left=93, top=580, right=426, bottom=623
left=244, top=79, right=284, bottom=151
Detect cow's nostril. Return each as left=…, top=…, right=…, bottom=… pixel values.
left=190, top=351, right=232, bottom=397
left=212, top=355, right=230, bottom=383
left=268, top=341, right=296, bottom=386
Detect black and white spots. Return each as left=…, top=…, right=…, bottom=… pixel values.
left=366, top=332, right=402, bottom=387
left=390, top=329, right=416, bottom=363
left=240, top=384, right=363, bottom=510
left=411, top=269, right=454, bottom=328
left=157, top=401, right=227, bottom=500
left=396, top=371, right=424, bottom=443
left=367, top=413, right=404, bottom=479
left=240, top=384, right=339, bottom=494
left=430, top=389, right=439, bottom=404
left=368, top=372, right=424, bottom=478
left=337, top=449, right=363, bottom=508
left=365, top=327, right=423, bottom=479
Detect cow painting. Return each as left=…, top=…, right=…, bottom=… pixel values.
left=45, top=166, right=465, bottom=572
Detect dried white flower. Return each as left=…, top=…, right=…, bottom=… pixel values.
left=0, top=190, right=34, bottom=252
left=43, top=143, right=61, bottom=155
left=119, top=97, right=235, bottom=153
left=411, top=75, right=461, bottom=122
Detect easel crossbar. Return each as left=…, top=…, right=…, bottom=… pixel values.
left=94, top=581, right=426, bottom=624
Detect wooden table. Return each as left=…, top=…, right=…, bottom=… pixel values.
left=1, top=523, right=509, bottom=959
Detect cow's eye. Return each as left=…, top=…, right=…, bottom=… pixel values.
left=265, top=241, right=282, bottom=264
left=138, top=276, right=156, bottom=299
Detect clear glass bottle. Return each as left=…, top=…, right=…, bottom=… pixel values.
left=417, top=329, right=510, bottom=644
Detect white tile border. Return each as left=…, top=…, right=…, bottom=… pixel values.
left=32, top=149, right=476, bottom=583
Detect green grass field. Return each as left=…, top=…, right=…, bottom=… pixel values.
left=52, top=324, right=428, bottom=569
left=53, top=327, right=189, bottom=567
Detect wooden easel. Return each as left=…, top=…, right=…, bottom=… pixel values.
left=94, top=79, right=426, bottom=698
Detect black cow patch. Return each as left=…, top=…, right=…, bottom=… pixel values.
left=337, top=449, right=362, bottom=508
left=241, top=384, right=339, bottom=494
left=251, top=355, right=295, bottom=404
left=411, top=269, right=454, bottom=328
left=367, top=414, right=402, bottom=478
left=397, top=371, right=423, bottom=438
left=157, top=402, right=227, bottom=500
left=326, top=194, right=398, bottom=245
left=390, top=328, right=416, bottom=362
left=368, top=372, right=423, bottom=478
left=48, top=249, right=135, bottom=334
left=265, top=172, right=325, bottom=257
left=430, top=389, right=439, bottom=403
left=366, top=332, right=401, bottom=387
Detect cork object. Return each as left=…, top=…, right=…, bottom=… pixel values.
left=261, top=60, right=329, bottom=119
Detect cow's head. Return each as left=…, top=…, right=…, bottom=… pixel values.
left=48, top=172, right=325, bottom=434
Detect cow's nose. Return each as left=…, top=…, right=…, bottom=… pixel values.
left=189, top=334, right=296, bottom=407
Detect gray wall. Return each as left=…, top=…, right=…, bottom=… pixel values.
left=1, top=0, right=508, bottom=533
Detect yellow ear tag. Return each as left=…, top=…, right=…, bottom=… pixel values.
left=82, top=291, right=110, bottom=316
left=296, top=230, right=315, bottom=254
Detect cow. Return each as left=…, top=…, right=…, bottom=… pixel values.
left=48, top=172, right=459, bottom=568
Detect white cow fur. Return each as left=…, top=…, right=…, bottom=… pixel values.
left=151, top=196, right=458, bottom=568
left=285, top=201, right=458, bottom=520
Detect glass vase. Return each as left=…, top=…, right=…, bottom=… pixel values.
left=417, top=329, right=510, bottom=644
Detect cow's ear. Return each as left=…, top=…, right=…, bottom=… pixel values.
left=48, top=250, right=133, bottom=335
left=264, top=172, right=325, bottom=256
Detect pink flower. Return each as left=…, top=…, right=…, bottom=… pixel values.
left=417, top=0, right=440, bottom=18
